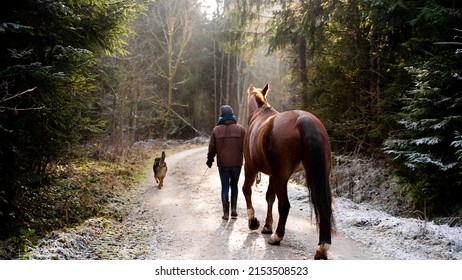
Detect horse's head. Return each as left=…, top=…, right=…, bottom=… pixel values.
left=247, top=84, right=269, bottom=108
left=247, top=84, right=274, bottom=125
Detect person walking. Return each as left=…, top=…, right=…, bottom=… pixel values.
left=207, top=105, right=246, bottom=220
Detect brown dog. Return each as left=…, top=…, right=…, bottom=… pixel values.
left=153, top=151, right=167, bottom=189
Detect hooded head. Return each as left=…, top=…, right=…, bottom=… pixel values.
left=220, top=105, right=234, bottom=116
left=217, top=105, right=237, bottom=125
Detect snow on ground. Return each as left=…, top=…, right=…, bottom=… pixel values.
left=286, top=182, right=462, bottom=260
left=28, top=190, right=462, bottom=260
left=27, top=150, right=462, bottom=260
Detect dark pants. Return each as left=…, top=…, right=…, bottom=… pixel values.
left=218, top=166, right=241, bottom=202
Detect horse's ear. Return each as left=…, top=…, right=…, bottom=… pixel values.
left=248, top=85, right=255, bottom=94
left=262, top=83, right=269, bottom=97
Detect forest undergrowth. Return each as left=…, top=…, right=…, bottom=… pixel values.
left=0, top=138, right=201, bottom=259
left=294, top=154, right=462, bottom=227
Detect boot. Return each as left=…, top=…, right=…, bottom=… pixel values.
left=222, top=201, right=229, bottom=220
left=231, top=198, right=238, bottom=218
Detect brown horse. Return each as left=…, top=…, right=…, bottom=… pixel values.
left=242, top=84, right=334, bottom=260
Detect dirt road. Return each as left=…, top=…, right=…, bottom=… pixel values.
left=142, top=146, right=385, bottom=260
left=29, top=145, right=461, bottom=260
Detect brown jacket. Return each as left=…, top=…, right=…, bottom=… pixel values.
left=208, top=120, right=245, bottom=167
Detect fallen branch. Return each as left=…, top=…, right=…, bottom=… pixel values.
left=168, top=106, right=202, bottom=135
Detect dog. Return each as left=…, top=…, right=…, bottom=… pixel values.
left=153, top=151, right=168, bottom=189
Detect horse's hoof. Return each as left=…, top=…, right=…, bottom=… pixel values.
left=268, top=239, right=280, bottom=245
left=314, top=244, right=330, bottom=260
left=268, top=233, right=282, bottom=245
left=248, top=218, right=260, bottom=230
left=261, top=226, right=273, bottom=234
left=314, top=252, right=328, bottom=260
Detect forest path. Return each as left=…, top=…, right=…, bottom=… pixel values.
left=28, top=145, right=461, bottom=260
left=141, top=146, right=385, bottom=260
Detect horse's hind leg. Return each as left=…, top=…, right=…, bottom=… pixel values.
left=314, top=208, right=332, bottom=260
left=262, top=177, right=275, bottom=234
left=268, top=178, right=290, bottom=245
left=242, top=171, right=260, bottom=230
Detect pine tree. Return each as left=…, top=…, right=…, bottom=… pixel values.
left=0, top=0, right=140, bottom=229
left=384, top=41, right=462, bottom=216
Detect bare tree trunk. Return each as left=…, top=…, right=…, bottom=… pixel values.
left=151, top=0, right=193, bottom=138
left=236, top=55, right=242, bottom=114
left=213, top=39, right=218, bottom=122
left=298, top=37, right=308, bottom=110
left=118, top=94, right=124, bottom=147
left=225, top=53, right=231, bottom=104
left=219, top=51, right=224, bottom=111
left=238, top=66, right=249, bottom=126
left=369, top=24, right=381, bottom=117
left=111, top=92, right=118, bottom=145
left=213, top=0, right=221, bottom=122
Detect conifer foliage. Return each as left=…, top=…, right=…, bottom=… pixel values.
left=0, top=0, right=140, bottom=229
left=384, top=40, right=462, bottom=216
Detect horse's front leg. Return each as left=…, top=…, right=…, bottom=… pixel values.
left=262, top=176, right=275, bottom=234
left=242, top=171, right=260, bottom=230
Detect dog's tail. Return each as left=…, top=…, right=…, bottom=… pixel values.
left=160, top=151, right=166, bottom=166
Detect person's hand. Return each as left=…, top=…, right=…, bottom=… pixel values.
left=206, top=160, right=212, bottom=168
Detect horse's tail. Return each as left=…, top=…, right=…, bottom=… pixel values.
left=297, top=116, right=334, bottom=245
